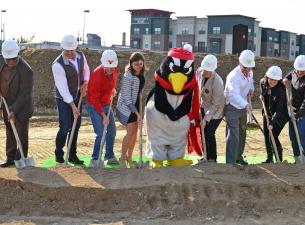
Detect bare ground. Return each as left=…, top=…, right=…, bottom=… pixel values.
left=1, top=111, right=304, bottom=225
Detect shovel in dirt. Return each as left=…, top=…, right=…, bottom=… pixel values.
left=137, top=93, right=144, bottom=168
left=286, top=87, right=305, bottom=164
left=89, top=98, right=113, bottom=168
left=1, top=97, right=35, bottom=168
left=260, top=96, right=281, bottom=163
left=64, top=93, right=83, bottom=166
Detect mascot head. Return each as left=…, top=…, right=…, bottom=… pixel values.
left=157, top=44, right=195, bottom=94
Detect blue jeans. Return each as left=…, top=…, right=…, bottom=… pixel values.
left=289, top=117, right=305, bottom=156
left=86, top=103, right=116, bottom=160
left=55, top=97, right=82, bottom=158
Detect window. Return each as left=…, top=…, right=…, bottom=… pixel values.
left=169, top=42, right=172, bottom=48
left=198, top=41, right=206, bottom=52
left=133, top=28, right=140, bottom=35
left=154, top=28, right=161, bottom=35
left=181, top=27, right=189, bottom=35
left=154, top=41, right=161, bottom=49
left=198, top=29, right=205, bottom=35
left=268, top=48, right=273, bottom=54
left=169, top=29, right=173, bottom=35
left=212, top=27, right=220, bottom=34
left=133, top=40, right=138, bottom=48
left=254, top=33, right=257, bottom=38
left=181, top=41, right=188, bottom=47
left=253, top=44, right=256, bottom=51
left=291, top=40, right=295, bottom=46
left=144, top=42, right=149, bottom=49
left=274, top=37, right=278, bottom=42
left=282, top=38, right=287, bottom=43
left=248, top=28, right=252, bottom=34
left=291, top=50, right=294, bottom=56
left=282, top=49, right=286, bottom=54
left=145, top=28, right=149, bottom=35
left=268, top=36, right=273, bottom=41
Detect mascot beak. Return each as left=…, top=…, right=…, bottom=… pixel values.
left=168, top=72, right=188, bottom=94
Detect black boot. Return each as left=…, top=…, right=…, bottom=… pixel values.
left=0, top=160, right=15, bottom=168
left=68, top=154, right=84, bottom=165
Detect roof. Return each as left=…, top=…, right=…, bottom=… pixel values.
left=127, top=9, right=174, bottom=17
left=207, top=14, right=256, bottom=20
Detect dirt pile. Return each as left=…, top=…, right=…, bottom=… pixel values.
left=21, top=49, right=293, bottom=112
left=0, top=163, right=305, bottom=223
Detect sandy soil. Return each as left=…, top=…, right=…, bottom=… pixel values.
left=0, top=111, right=303, bottom=225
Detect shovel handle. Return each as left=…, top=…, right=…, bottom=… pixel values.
left=97, top=97, right=114, bottom=166
left=138, top=92, right=143, bottom=168
left=65, top=93, right=83, bottom=164
left=1, top=97, right=26, bottom=160
left=260, top=97, right=280, bottom=163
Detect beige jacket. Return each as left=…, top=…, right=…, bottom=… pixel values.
left=196, top=68, right=225, bottom=122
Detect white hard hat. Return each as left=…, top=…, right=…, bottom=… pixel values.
left=1, top=40, right=20, bottom=59
left=101, top=50, right=118, bottom=68
left=239, top=49, right=255, bottom=68
left=61, top=34, right=78, bottom=50
left=294, top=55, right=305, bottom=71
left=266, top=66, right=282, bottom=81
left=201, top=54, right=217, bottom=72
left=183, top=43, right=193, bottom=53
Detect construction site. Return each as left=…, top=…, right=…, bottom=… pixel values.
left=1, top=49, right=305, bottom=225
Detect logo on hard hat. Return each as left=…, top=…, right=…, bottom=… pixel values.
left=108, top=60, right=113, bottom=64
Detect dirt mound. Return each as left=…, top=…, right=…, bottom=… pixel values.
left=0, top=163, right=305, bottom=223
left=20, top=49, right=293, bottom=112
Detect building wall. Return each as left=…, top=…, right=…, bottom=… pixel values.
left=289, top=33, right=297, bottom=60
left=194, top=18, right=208, bottom=52
left=253, top=21, right=261, bottom=56
left=169, top=19, right=177, bottom=48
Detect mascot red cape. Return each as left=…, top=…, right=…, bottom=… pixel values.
left=145, top=44, right=203, bottom=169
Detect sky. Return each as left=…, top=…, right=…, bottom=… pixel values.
left=0, top=0, right=304, bottom=46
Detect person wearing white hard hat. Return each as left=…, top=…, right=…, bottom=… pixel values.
left=0, top=40, right=34, bottom=167
left=224, top=49, right=255, bottom=165
left=116, top=52, right=146, bottom=168
left=260, top=66, right=289, bottom=163
left=87, top=49, right=119, bottom=165
left=283, top=55, right=305, bottom=162
left=196, top=54, right=225, bottom=162
left=51, top=34, right=90, bottom=165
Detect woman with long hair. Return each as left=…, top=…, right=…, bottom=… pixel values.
left=116, top=52, right=145, bottom=168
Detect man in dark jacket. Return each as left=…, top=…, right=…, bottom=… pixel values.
left=283, top=55, right=305, bottom=163
left=0, top=40, right=34, bottom=167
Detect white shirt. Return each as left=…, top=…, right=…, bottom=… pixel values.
left=224, top=65, right=254, bottom=109
left=52, top=52, right=90, bottom=103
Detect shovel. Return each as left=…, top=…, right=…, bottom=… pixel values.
left=196, top=73, right=207, bottom=162
left=138, top=92, right=144, bottom=168
left=260, top=96, right=281, bottom=163
left=64, top=93, right=83, bottom=165
left=286, top=87, right=305, bottom=163
left=89, top=98, right=113, bottom=168
left=1, top=97, right=35, bottom=168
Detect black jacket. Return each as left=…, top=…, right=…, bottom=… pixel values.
left=285, top=71, right=305, bottom=119
left=260, top=79, right=289, bottom=127
left=0, top=55, right=34, bottom=121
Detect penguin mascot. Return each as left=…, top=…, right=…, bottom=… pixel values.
left=145, top=44, right=203, bottom=169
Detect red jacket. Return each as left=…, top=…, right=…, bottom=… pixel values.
left=87, top=65, right=118, bottom=114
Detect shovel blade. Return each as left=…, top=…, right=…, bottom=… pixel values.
left=14, top=159, right=26, bottom=169
left=25, top=157, right=35, bottom=167
left=89, top=159, right=104, bottom=168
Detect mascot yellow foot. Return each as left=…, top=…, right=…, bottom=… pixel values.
left=167, top=158, right=193, bottom=167
left=149, top=160, right=163, bottom=169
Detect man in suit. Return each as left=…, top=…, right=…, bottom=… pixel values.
left=0, top=40, right=34, bottom=167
